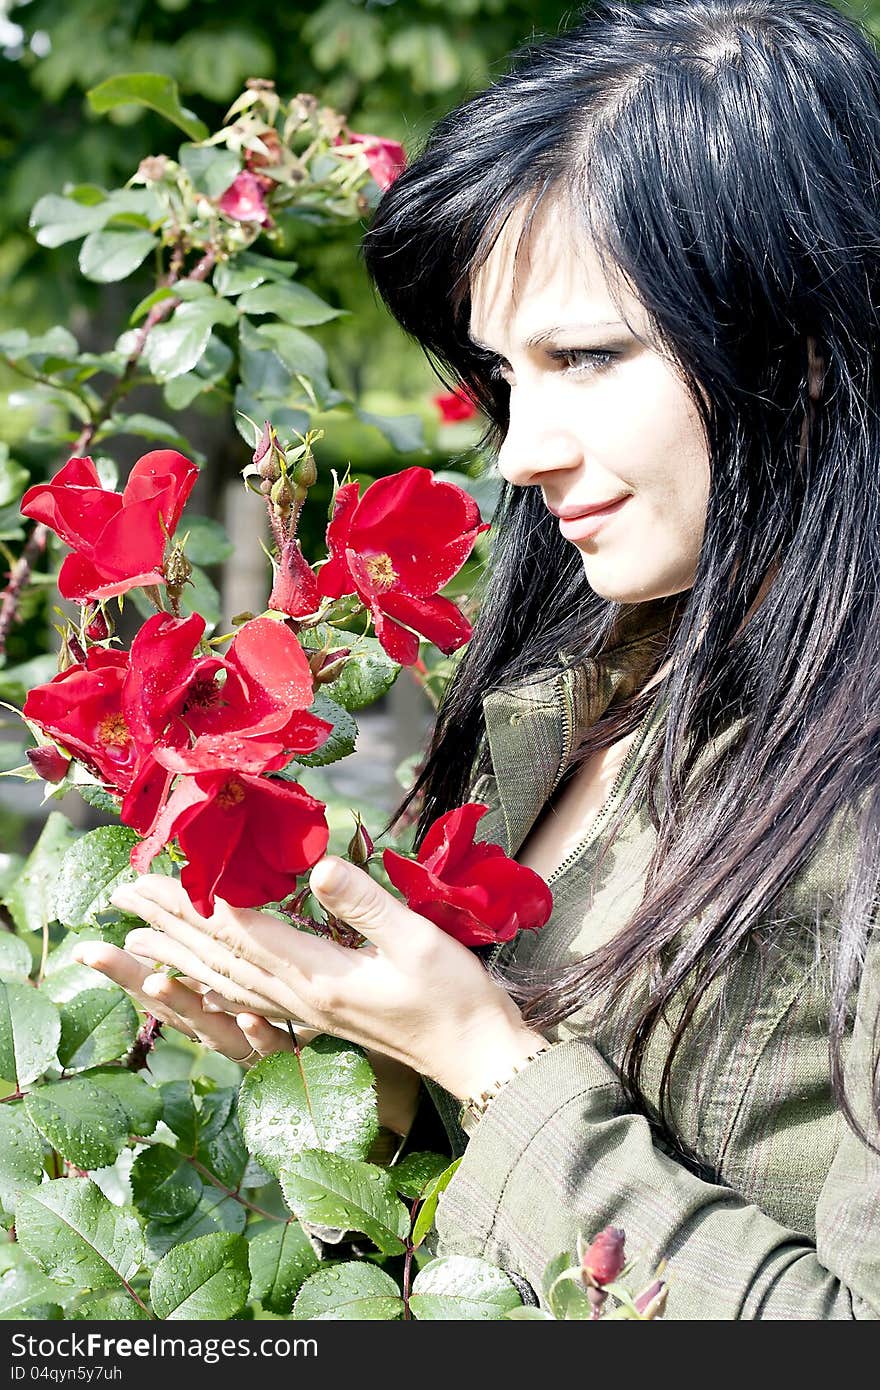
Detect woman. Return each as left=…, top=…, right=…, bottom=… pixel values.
left=76, top=0, right=880, bottom=1317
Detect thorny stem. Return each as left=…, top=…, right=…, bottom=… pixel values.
left=125, top=1013, right=164, bottom=1070
left=131, top=1134, right=287, bottom=1223
left=0, top=247, right=218, bottom=659
left=402, top=1197, right=420, bottom=1320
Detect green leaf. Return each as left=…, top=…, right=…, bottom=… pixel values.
left=145, top=1186, right=246, bottom=1261
left=354, top=406, right=427, bottom=455
left=411, top=1157, right=462, bottom=1249
left=74, top=1067, right=162, bottom=1139
left=0, top=1246, right=65, bottom=1320
left=196, top=1105, right=248, bottom=1190
left=238, top=1038, right=379, bottom=1177
left=79, top=228, right=158, bottom=284
left=179, top=515, right=234, bottom=567
left=0, top=934, right=33, bottom=982
left=298, top=624, right=400, bottom=711
left=409, top=1255, right=523, bottom=1320
left=0, top=817, right=77, bottom=937
left=15, top=1178, right=144, bottom=1292
left=145, top=298, right=237, bottom=381
left=0, top=982, right=60, bottom=1089
left=0, top=445, right=29, bottom=508
left=506, top=1305, right=555, bottom=1320
left=69, top=1290, right=150, bottom=1320
left=177, top=564, right=221, bottom=633
left=128, top=286, right=177, bottom=326
left=280, top=1149, right=409, bottom=1255
left=150, top=1231, right=250, bottom=1319
left=250, top=321, right=329, bottom=380
left=87, top=74, right=208, bottom=141
left=390, top=1152, right=451, bottom=1200
left=179, top=144, right=241, bottom=198
left=29, top=191, right=160, bottom=249
left=288, top=694, right=357, bottom=768
left=25, top=1075, right=132, bottom=1169
left=0, top=1104, right=45, bottom=1212
left=292, top=1261, right=404, bottom=1321
left=52, top=825, right=142, bottom=930
left=247, top=1221, right=321, bottom=1315
left=214, top=253, right=298, bottom=298
left=95, top=412, right=203, bottom=462
left=56, top=987, right=139, bottom=1072
left=160, top=1080, right=198, bottom=1152
left=237, top=281, right=346, bottom=327
left=130, top=1145, right=202, bottom=1223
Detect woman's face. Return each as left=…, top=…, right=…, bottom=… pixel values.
left=468, top=196, right=711, bottom=604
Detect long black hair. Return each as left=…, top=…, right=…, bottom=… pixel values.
left=360, top=0, right=880, bottom=1142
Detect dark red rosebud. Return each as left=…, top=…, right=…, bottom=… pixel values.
left=66, top=631, right=87, bottom=665
left=634, top=1279, right=668, bottom=1319
left=307, top=646, right=351, bottom=686
left=26, top=745, right=71, bottom=783
left=581, top=1227, right=626, bottom=1288
left=84, top=608, right=111, bottom=642
left=346, top=815, right=374, bottom=867
left=268, top=537, right=320, bottom=618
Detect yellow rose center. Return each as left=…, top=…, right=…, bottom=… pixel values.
left=216, top=778, right=245, bottom=810
left=362, top=551, right=398, bottom=590
left=97, top=714, right=131, bottom=750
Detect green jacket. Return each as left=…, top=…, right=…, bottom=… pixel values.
left=421, top=593, right=880, bottom=1319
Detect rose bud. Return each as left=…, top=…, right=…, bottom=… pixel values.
left=26, top=745, right=71, bottom=783
left=308, top=646, right=351, bottom=686
left=346, top=815, right=374, bottom=868
left=580, top=1226, right=626, bottom=1288
left=84, top=608, right=111, bottom=642
left=633, top=1278, right=668, bottom=1319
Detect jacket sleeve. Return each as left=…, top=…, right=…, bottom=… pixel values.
left=427, top=934, right=880, bottom=1320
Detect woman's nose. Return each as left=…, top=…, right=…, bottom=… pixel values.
left=497, top=422, right=584, bottom=488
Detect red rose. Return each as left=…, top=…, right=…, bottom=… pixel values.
left=315, top=467, right=490, bottom=665
left=433, top=387, right=478, bottom=423
left=131, top=769, right=330, bottom=916
left=333, top=131, right=406, bottom=190
left=20, top=451, right=198, bottom=603
left=217, top=171, right=272, bottom=225
left=23, top=649, right=137, bottom=791
left=382, top=802, right=553, bottom=948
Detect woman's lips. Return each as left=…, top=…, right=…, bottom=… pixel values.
left=557, top=495, right=630, bottom=540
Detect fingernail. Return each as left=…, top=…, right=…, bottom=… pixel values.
left=142, top=974, right=166, bottom=998
left=110, top=887, right=135, bottom=910
left=72, top=943, right=102, bottom=967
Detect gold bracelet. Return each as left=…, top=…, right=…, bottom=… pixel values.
left=458, top=1041, right=554, bottom=1132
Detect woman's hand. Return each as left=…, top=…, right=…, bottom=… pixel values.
left=69, top=939, right=301, bottom=1067
left=106, top=856, right=546, bottom=1103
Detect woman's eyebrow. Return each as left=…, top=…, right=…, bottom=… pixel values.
left=467, top=320, right=628, bottom=352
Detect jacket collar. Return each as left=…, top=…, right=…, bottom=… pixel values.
left=481, top=592, right=687, bottom=856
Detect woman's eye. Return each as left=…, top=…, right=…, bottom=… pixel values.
left=484, top=349, right=616, bottom=383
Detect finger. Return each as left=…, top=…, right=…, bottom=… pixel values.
left=140, top=973, right=273, bottom=1063
left=123, top=926, right=296, bottom=1018
left=115, top=875, right=349, bottom=982
left=308, top=856, right=435, bottom=956
left=235, top=1013, right=297, bottom=1057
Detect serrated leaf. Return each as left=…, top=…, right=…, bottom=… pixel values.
left=237, top=281, right=346, bottom=326
left=247, top=1221, right=320, bottom=1315
left=288, top=694, right=357, bottom=769
left=292, top=1261, right=403, bottom=1321
left=0, top=1247, right=65, bottom=1320
left=87, top=74, right=208, bottom=141
left=77, top=1067, right=162, bottom=1139
left=238, top=1038, right=378, bottom=1177
left=213, top=252, right=298, bottom=298
left=280, top=1149, right=409, bottom=1255
left=79, top=228, right=158, bottom=284
left=2, top=812, right=78, bottom=935
left=145, top=1186, right=246, bottom=1261
left=411, top=1157, right=461, bottom=1249
left=15, top=1178, right=144, bottom=1292
left=144, top=299, right=237, bottom=382
left=409, top=1255, right=523, bottom=1320
left=179, top=144, right=241, bottom=198
left=25, top=1076, right=131, bottom=1170
left=297, top=624, right=400, bottom=711
left=150, top=1231, right=250, bottom=1320
left=68, top=1289, right=150, bottom=1319
left=56, top=987, right=138, bottom=1072
left=130, top=1145, right=202, bottom=1223
left=160, top=1080, right=197, bottom=1152
left=52, top=825, right=141, bottom=930
left=390, top=1152, right=451, bottom=1200
left=196, top=1105, right=248, bottom=1190
left=0, top=934, right=32, bottom=981
left=0, top=1105, right=45, bottom=1212
left=0, top=982, right=60, bottom=1089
